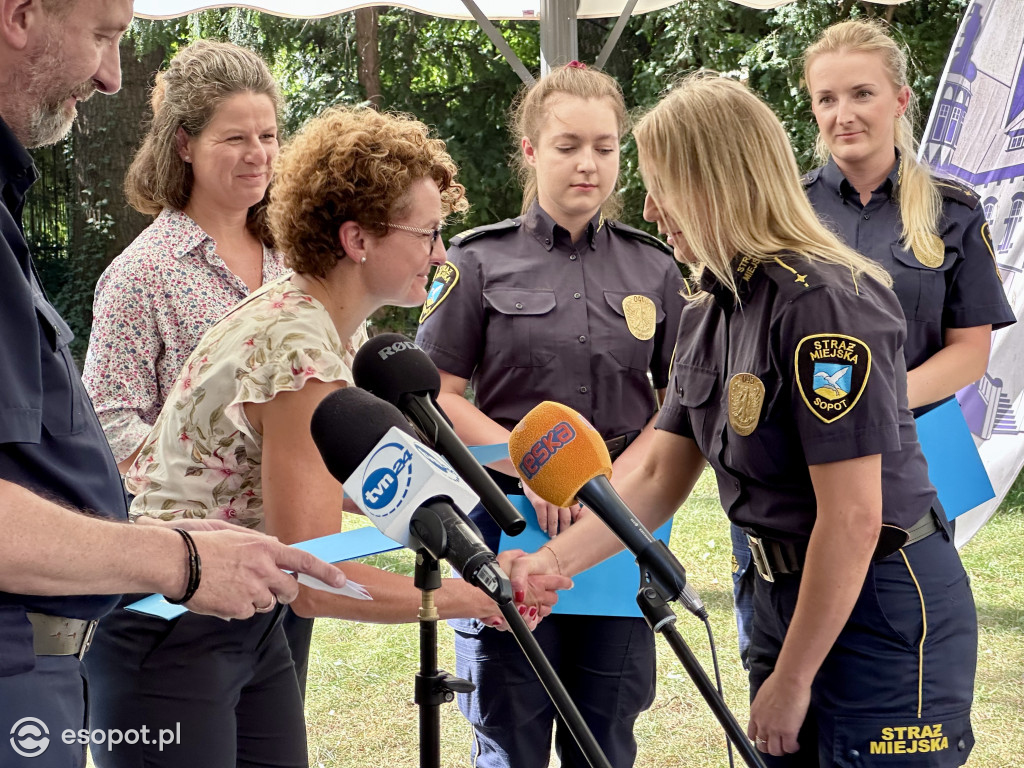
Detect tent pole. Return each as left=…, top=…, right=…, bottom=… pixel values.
left=594, top=0, right=638, bottom=69
left=460, top=0, right=536, bottom=84
left=539, top=0, right=578, bottom=74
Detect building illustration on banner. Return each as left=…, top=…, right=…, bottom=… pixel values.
left=922, top=0, right=1024, bottom=442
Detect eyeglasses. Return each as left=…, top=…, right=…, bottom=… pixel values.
left=379, top=222, right=444, bottom=246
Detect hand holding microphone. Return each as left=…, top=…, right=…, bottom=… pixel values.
left=507, top=401, right=707, bottom=620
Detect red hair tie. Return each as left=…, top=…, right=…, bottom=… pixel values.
left=566, top=60, right=587, bottom=70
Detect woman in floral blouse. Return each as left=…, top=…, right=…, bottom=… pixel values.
left=80, top=38, right=341, bottom=700
left=84, top=107, right=569, bottom=768
left=83, top=40, right=294, bottom=474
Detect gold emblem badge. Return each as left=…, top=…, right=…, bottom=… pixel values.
left=728, top=373, right=764, bottom=436
left=622, top=295, right=656, bottom=340
left=913, top=234, right=945, bottom=268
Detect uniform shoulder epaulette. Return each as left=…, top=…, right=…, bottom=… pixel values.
left=606, top=220, right=673, bottom=255
left=449, top=218, right=520, bottom=247
left=762, top=255, right=821, bottom=299
left=933, top=177, right=980, bottom=210
left=801, top=168, right=822, bottom=188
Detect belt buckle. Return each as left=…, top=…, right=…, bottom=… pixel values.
left=77, top=620, right=98, bottom=660
left=746, top=534, right=775, bottom=583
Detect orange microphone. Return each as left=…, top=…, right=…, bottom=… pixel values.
left=508, top=401, right=611, bottom=508
left=509, top=401, right=707, bottom=619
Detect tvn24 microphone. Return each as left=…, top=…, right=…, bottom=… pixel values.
left=508, top=401, right=707, bottom=620
left=352, top=333, right=526, bottom=537
left=311, top=387, right=511, bottom=603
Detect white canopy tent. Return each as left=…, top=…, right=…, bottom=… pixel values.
left=135, top=0, right=905, bottom=81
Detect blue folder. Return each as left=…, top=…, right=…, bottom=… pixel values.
left=499, top=494, right=674, bottom=618
left=915, top=398, right=994, bottom=520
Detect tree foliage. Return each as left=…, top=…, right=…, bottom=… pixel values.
left=25, top=0, right=969, bottom=350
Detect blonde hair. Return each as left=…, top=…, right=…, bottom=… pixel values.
left=269, top=107, right=468, bottom=278
left=633, top=73, right=891, bottom=298
left=124, top=40, right=282, bottom=244
left=803, top=19, right=944, bottom=267
left=510, top=64, right=628, bottom=218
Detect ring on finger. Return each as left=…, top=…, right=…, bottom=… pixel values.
left=254, top=595, right=277, bottom=613
left=755, top=737, right=767, bottom=745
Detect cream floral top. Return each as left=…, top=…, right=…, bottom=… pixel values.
left=125, top=275, right=366, bottom=530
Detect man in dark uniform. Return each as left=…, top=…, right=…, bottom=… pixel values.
left=416, top=202, right=686, bottom=768
left=0, top=4, right=344, bottom=765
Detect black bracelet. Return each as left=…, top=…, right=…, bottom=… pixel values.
left=165, top=528, right=202, bottom=605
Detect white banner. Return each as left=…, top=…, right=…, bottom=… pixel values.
left=921, top=0, right=1024, bottom=546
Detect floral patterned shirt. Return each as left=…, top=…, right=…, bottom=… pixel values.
left=82, top=208, right=290, bottom=463
left=125, top=275, right=365, bottom=529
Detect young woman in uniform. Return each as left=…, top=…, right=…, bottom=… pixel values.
left=415, top=63, right=686, bottom=767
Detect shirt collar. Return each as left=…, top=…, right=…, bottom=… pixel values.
left=698, top=254, right=767, bottom=311
left=524, top=201, right=603, bottom=251
left=157, top=208, right=219, bottom=261
left=0, top=115, right=39, bottom=221
left=821, top=150, right=902, bottom=202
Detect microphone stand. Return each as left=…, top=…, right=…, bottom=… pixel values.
left=413, top=549, right=473, bottom=768
left=409, top=506, right=612, bottom=768
left=634, top=545, right=768, bottom=768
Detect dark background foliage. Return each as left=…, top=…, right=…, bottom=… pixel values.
left=25, top=0, right=968, bottom=358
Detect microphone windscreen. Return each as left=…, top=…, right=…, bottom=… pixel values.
left=508, top=402, right=612, bottom=508
left=352, top=333, right=441, bottom=405
left=311, top=387, right=415, bottom=482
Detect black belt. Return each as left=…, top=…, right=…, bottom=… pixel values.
left=605, top=430, right=641, bottom=461
left=26, top=612, right=98, bottom=658
left=747, top=510, right=942, bottom=583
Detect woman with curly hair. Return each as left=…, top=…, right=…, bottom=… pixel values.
left=84, top=107, right=569, bottom=768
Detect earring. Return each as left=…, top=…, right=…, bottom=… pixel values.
left=360, top=257, right=367, bottom=264
left=183, top=155, right=191, bottom=162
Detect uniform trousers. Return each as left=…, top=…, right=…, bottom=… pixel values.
left=0, top=654, right=89, bottom=767
left=453, top=614, right=656, bottom=768
left=748, top=529, right=976, bottom=768
left=85, top=595, right=307, bottom=768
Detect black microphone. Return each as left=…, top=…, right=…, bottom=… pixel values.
left=352, top=334, right=526, bottom=537
left=311, top=387, right=511, bottom=603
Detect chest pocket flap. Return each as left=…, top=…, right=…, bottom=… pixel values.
left=482, top=288, right=557, bottom=367
left=890, top=243, right=954, bottom=272
left=483, top=288, right=556, bottom=316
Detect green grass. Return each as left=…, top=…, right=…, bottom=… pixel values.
left=305, top=469, right=1024, bottom=767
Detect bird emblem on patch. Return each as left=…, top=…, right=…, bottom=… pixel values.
left=795, top=334, right=871, bottom=423
left=419, top=263, right=460, bottom=323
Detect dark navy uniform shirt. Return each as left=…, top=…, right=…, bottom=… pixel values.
left=415, top=202, right=686, bottom=439
left=656, top=254, right=937, bottom=543
left=0, top=116, right=127, bottom=675
left=804, top=156, right=1015, bottom=378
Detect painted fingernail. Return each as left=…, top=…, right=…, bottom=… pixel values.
left=529, top=607, right=538, bottom=619
left=514, top=590, right=525, bottom=603
left=518, top=605, right=528, bottom=616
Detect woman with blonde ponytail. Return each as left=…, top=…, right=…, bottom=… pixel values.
left=802, top=19, right=1013, bottom=411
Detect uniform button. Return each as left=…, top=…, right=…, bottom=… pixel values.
left=544, top=237, right=551, bottom=244
left=573, top=292, right=581, bottom=299
left=846, top=750, right=860, bottom=760
left=579, top=386, right=588, bottom=394
left=862, top=214, right=870, bottom=220
left=958, top=739, right=967, bottom=751
left=733, top=481, right=740, bottom=491
left=578, top=335, right=587, bottom=343
left=515, top=302, right=523, bottom=310
left=569, top=253, right=578, bottom=261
